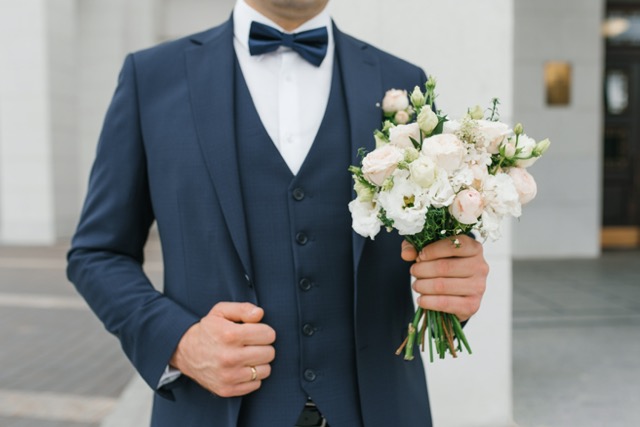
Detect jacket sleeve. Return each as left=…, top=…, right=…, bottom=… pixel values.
left=66, top=54, right=199, bottom=399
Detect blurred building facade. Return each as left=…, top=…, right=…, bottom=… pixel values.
left=0, top=0, right=617, bottom=258
left=0, top=0, right=621, bottom=426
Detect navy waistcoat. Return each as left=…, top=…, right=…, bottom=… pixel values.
left=235, top=57, right=363, bottom=427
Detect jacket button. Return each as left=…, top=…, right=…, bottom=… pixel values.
left=292, top=188, right=305, bottom=201
left=302, top=323, right=315, bottom=336
left=303, top=369, right=317, bottom=382
left=299, top=278, right=312, bottom=291
left=295, top=232, right=308, bottom=245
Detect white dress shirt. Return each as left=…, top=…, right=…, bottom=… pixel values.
left=159, top=0, right=334, bottom=388
left=233, top=0, right=334, bottom=175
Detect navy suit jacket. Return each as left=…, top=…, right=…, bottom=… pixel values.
left=68, top=18, right=432, bottom=427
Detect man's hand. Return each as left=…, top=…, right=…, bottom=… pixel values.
left=401, top=235, right=489, bottom=322
left=170, top=302, right=276, bottom=397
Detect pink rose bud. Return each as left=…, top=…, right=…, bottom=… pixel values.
left=394, top=110, right=410, bottom=124
left=449, top=189, right=484, bottom=225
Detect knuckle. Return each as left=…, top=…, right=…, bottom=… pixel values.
left=217, top=350, right=237, bottom=368
left=219, top=328, right=238, bottom=344
left=436, top=260, right=450, bottom=277
left=218, top=369, right=234, bottom=385
left=421, top=245, right=434, bottom=261
left=436, top=296, right=451, bottom=313
left=432, top=279, right=446, bottom=295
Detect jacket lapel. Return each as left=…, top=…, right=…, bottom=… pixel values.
left=185, top=20, right=253, bottom=282
left=334, top=24, right=383, bottom=272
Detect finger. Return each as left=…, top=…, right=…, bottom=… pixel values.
left=203, top=319, right=276, bottom=347
left=234, top=323, right=277, bottom=346
left=411, top=255, right=485, bottom=279
left=210, top=302, right=264, bottom=324
left=401, top=240, right=418, bottom=262
left=237, top=343, right=276, bottom=366
left=412, top=277, right=486, bottom=297
left=222, top=362, right=272, bottom=386
left=214, top=379, right=262, bottom=398
left=416, top=294, right=481, bottom=321
left=245, top=363, right=272, bottom=382
left=418, top=235, right=481, bottom=261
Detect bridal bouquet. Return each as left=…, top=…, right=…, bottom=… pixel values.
left=348, top=77, right=550, bottom=362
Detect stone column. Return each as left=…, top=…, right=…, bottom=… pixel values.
left=0, top=0, right=76, bottom=244
left=331, top=1, right=515, bottom=426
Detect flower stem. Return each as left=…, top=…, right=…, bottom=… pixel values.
left=403, top=308, right=424, bottom=360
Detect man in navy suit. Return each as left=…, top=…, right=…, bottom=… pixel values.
left=67, top=1, right=488, bottom=426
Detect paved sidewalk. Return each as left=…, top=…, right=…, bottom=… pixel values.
left=1, top=242, right=638, bottom=426
left=0, top=242, right=161, bottom=427
left=513, top=251, right=640, bottom=427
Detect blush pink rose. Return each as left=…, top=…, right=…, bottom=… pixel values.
left=508, top=167, right=537, bottom=204
left=449, top=188, right=484, bottom=224
left=382, top=89, right=409, bottom=113
left=361, top=144, right=405, bottom=186
left=389, top=123, right=421, bottom=149
left=421, top=133, right=466, bottom=173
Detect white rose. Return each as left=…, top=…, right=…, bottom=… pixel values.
left=421, top=133, right=466, bottom=173
left=417, top=106, right=438, bottom=135
left=476, top=120, right=510, bottom=153
left=483, top=173, right=521, bottom=218
left=426, top=170, right=455, bottom=208
left=361, top=144, right=405, bottom=186
left=382, top=89, right=409, bottom=114
left=450, top=166, right=474, bottom=192
left=389, top=123, right=421, bottom=149
left=377, top=170, right=429, bottom=235
left=449, top=188, right=484, bottom=225
left=515, top=135, right=538, bottom=168
left=470, top=163, right=489, bottom=190
left=480, top=210, right=502, bottom=241
left=409, top=155, right=437, bottom=188
left=442, top=120, right=461, bottom=134
left=348, top=200, right=382, bottom=239
left=507, top=167, right=537, bottom=205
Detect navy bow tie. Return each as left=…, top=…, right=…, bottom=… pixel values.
left=248, top=21, right=328, bottom=67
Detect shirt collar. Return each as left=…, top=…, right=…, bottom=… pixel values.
left=233, top=0, right=333, bottom=55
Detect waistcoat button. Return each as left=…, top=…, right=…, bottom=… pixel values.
left=299, top=278, right=312, bottom=291
left=303, top=369, right=317, bottom=382
left=292, top=188, right=305, bottom=201
left=302, top=323, right=315, bottom=336
left=295, top=232, right=308, bottom=245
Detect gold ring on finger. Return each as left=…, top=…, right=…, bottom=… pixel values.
left=249, top=365, right=257, bottom=382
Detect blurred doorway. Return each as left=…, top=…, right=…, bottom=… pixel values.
left=602, top=1, right=640, bottom=248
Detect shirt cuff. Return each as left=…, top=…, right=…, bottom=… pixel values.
left=157, top=365, right=182, bottom=389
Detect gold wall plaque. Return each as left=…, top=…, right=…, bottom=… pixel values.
left=544, top=62, right=572, bottom=106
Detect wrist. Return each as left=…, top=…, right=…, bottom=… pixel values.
left=170, top=322, right=199, bottom=374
